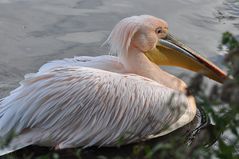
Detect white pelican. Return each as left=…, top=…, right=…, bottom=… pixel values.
left=0, top=15, right=226, bottom=156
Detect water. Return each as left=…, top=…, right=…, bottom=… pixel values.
left=0, top=0, right=238, bottom=98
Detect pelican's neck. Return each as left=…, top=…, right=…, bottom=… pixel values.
left=122, top=47, right=187, bottom=92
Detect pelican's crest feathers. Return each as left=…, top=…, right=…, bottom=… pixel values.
left=104, top=16, right=142, bottom=58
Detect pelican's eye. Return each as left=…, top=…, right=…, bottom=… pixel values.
left=155, top=27, right=162, bottom=34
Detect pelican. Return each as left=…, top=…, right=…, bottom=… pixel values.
left=0, top=15, right=226, bottom=156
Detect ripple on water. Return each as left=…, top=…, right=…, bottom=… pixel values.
left=57, top=31, right=108, bottom=44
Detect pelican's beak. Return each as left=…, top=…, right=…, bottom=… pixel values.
left=145, top=33, right=227, bottom=83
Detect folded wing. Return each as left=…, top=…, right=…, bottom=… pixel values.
left=0, top=66, right=194, bottom=151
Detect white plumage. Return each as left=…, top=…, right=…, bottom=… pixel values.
left=1, top=15, right=226, bottom=156
left=38, top=55, right=125, bottom=74
left=1, top=66, right=192, bottom=146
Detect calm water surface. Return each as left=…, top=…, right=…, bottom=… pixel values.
left=0, top=0, right=238, bottom=97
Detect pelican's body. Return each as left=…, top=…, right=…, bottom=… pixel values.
left=0, top=15, right=226, bottom=155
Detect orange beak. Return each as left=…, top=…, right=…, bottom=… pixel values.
left=145, top=33, right=227, bottom=83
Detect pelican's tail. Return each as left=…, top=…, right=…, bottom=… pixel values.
left=0, top=130, right=42, bottom=156
left=0, top=141, right=32, bottom=156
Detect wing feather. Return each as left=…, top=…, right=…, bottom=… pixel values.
left=37, top=55, right=124, bottom=74
left=0, top=66, right=195, bottom=149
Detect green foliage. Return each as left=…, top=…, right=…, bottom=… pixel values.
left=221, top=32, right=239, bottom=50
left=190, top=32, right=239, bottom=159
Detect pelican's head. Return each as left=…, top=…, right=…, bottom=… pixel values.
left=106, top=15, right=227, bottom=83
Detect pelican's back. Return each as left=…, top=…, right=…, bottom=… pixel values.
left=0, top=66, right=195, bottom=155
